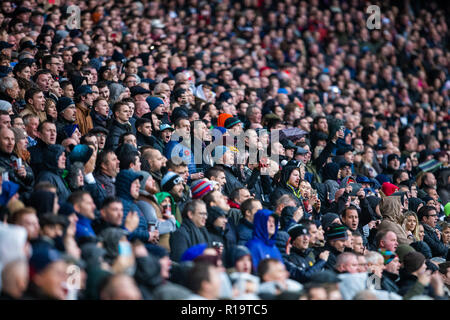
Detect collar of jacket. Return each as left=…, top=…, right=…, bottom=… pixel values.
left=383, top=270, right=400, bottom=282
left=0, top=149, right=13, bottom=158
left=290, top=246, right=311, bottom=257
left=324, top=242, right=344, bottom=256
left=240, top=217, right=253, bottom=229
left=422, top=223, right=435, bottom=233
left=113, top=119, right=131, bottom=129
left=77, top=213, right=93, bottom=224
left=286, top=182, right=302, bottom=198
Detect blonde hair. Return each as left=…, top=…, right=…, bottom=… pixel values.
left=402, top=211, right=420, bottom=241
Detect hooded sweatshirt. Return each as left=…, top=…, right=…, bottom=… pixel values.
left=115, top=169, right=150, bottom=243
left=245, top=209, right=283, bottom=272
left=270, top=165, right=304, bottom=208
left=36, top=144, right=71, bottom=202
left=378, top=196, right=412, bottom=245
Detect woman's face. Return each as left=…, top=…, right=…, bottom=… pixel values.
left=405, top=215, right=416, bottom=232
left=71, top=128, right=82, bottom=143
left=17, top=136, right=28, bottom=150
left=46, top=102, right=58, bottom=119
left=442, top=227, right=450, bottom=245
left=418, top=225, right=425, bottom=241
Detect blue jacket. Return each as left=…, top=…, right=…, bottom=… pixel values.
left=237, top=218, right=253, bottom=245
left=115, top=169, right=150, bottom=242
left=245, top=209, right=283, bottom=272
left=75, top=214, right=96, bottom=240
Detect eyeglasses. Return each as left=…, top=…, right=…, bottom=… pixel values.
left=196, top=212, right=208, bottom=217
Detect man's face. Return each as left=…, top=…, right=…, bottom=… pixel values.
left=424, top=173, right=437, bottom=188
left=267, top=216, right=276, bottom=238
left=342, top=209, right=359, bottom=231
left=212, top=191, right=230, bottom=212
left=48, top=58, right=60, bottom=75
left=238, top=189, right=252, bottom=204
left=129, top=179, right=141, bottom=199
left=123, top=135, right=137, bottom=148
left=288, top=169, right=300, bottom=188
left=264, top=261, right=289, bottom=284
left=380, top=231, right=398, bottom=252
left=308, top=224, right=318, bottom=245
left=344, top=151, right=354, bottom=163
left=115, top=105, right=130, bottom=123
left=317, top=119, right=328, bottom=132
left=36, top=73, right=51, bottom=91
left=103, top=152, right=120, bottom=177
left=26, top=117, right=39, bottom=138
left=330, top=239, right=346, bottom=252
left=422, top=209, right=438, bottom=228
left=149, top=150, right=165, bottom=172
left=160, top=129, right=172, bottom=143
left=341, top=255, right=359, bottom=274
left=101, top=201, right=123, bottom=226
left=352, top=236, right=364, bottom=254
left=77, top=194, right=96, bottom=219
left=138, top=123, right=152, bottom=137
left=293, top=234, right=310, bottom=250
left=63, top=84, right=74, bottom=98
left=212, top=172, right=226, bottom=189
left=0, top=114, right=11, bottom=128
left=31, top=91, right=46, bottom=112
left=388, top=158, right=400, bottom=170
left=385, top=256, right=400, bottom=275
left=190, top=203, right=207, bottom=228
left=40, top=123, right=57, bottom=145
left=61, top=105, right=77, bottom=122
left=95, top=100, right=109, bottom=117
left=174, top=166, right=189, bottom=184
left=99, top=86, right=110, bottom=100
left=0, top=128, right=14, bottom=153
left=171, top=182, right=184, bottom=199
left=176, top=119, right=191, bottom=138
left=33, top=260, right=68, bottom=300
left=17, top=212, right=40, bottom=240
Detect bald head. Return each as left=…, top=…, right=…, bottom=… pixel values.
left=134, top=101, right=150, bottom=118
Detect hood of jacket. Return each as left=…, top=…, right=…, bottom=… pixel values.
left=408, top=197, right=425, bottom=213
left=26, top=190, right=57, bottom=217
left=154, top=192, right=177, bottom=217
left=99, top=227, right=129, bottom=264
left=380, top=196, right=403, bottom=224
left=134, top=255, right=162, bottom=289
left=42, top=144, right=65, bottom=174
left=115, top=169, right=143, bottom=201
left=280, top=206, right=296, bottom=230
left=324, top=180, right=340, bottom=201
left=437, top=168, right=450, bottom=189
left=322, top=162, right=340, bottom=181
left=252, top=209, right=279, bottom=246
left=206, top=206, right=227, bottom=230
left=279, top=165, right=298, bottom=187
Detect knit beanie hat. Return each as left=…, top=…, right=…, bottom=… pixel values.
left=146, top=96, right=164, bottom=112
left=56, top=97, right=75, bottom=113
left=231, top=245, right=251, bottom=265
left=395, top=244, right=416, bottom=263
left=378, top=249, right=398, bottom=265
left=64, top=124, right=79, bottom=138
left=321, top=213, right=340, bottom=232
left=287, top=224, right=309, bottom=243
left=180, top=243, right=208, bottom=262
left=161, top=172, right=183, bottom=192
left=190, top=179, right=214, bottom=199
left=325, top=223, right=348, bottom=242
left=403, top=251, right=426, bottom=273
left=381, top=182, right=399, bottom=196
left=217, top=113, right=232, bottom=128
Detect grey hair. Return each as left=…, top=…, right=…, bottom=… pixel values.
left=364, top=251, right=383, bottom=265
left=0, top=77, right=17, bottom=93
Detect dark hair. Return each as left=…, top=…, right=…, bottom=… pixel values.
left=202, top=190, right=219, bottom=207
left=95, top=149, right=115, bottom=172
left=37, top=120, right=55, bottom=133
left=118, top=149, right=139, bottom=170
left=25, top=87, right=43, bottom=104
left=361, top=126, right=376, bottom=144
left=240, top=198, right=260, bottom=217
left=100, top=196, right=122, bottom=210
left=439, top=262, right=450, bottom=275
left=185, top=262, right=214, bottom=294
left=393, top=170, right=407, bottom=184
left=31, top=69, right=51, bottom=83
left=257, top=258, right=281, bottom=282
left=112, top=101, right=128, bottom=115
left=181, top=199, right=205, bottom=219
left=342, top=205, right=359, bottom=218
left=34, top=181, right=56, bottom=192
left=67, top=190, right=90, bottom=206
left=417, top=205, right=437, bottom=221
left=375, top=230, right=395, bottom=248
left=230, top=187, right=245, bottom=202
left=205, top=166, right=225, bottom=179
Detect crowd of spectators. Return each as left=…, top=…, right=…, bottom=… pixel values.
left=0, top=0, right=449, bottom=300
